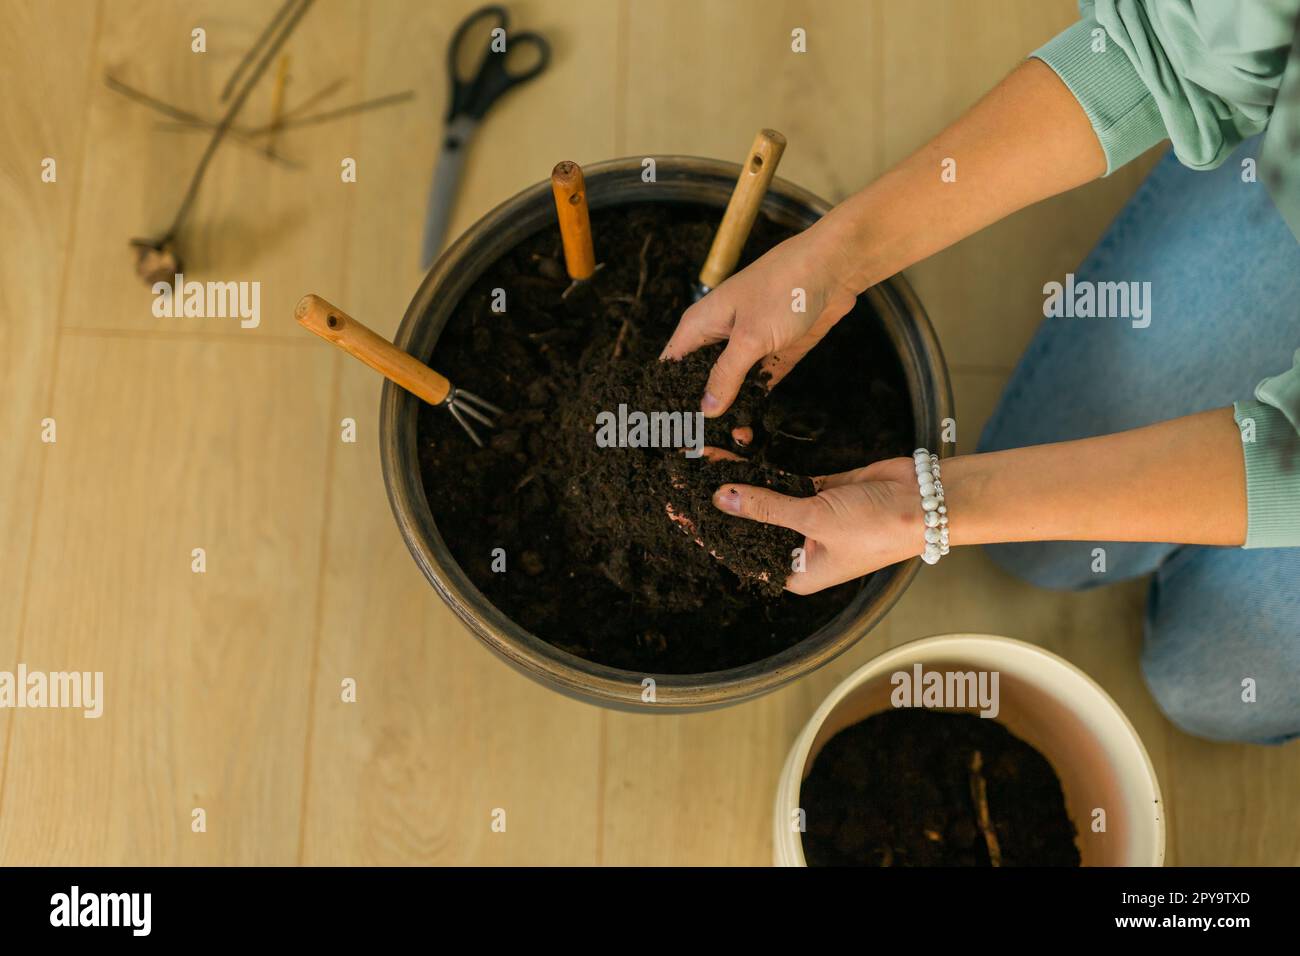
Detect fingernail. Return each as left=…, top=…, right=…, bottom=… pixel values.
left=701, top=392, right=722, bottom=415
left=714, top=487, right=741, bottom=513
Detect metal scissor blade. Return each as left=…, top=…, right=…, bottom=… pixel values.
left=421, top=115, right=478, bottom=271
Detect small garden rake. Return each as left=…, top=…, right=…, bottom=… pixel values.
left=295, top=294, right=502, bottom=446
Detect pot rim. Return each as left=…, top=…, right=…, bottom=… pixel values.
left=381, top=155, right=954, bottom=710
left=772, top=632, right=1166, bottom=866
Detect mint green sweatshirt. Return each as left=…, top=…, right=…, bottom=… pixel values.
left=1034, top=0, right=1300, bottom=548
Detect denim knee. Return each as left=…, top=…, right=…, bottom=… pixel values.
left=982, top=541, right=1096, bottom=591
left=1140, top=645, right=1300, bottom=745
left=1140, top=548, right=1300, bottom=745
left=982, top=540, right=1174, bottom=591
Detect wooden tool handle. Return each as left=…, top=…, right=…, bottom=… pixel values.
left=294, top=294, right=452, bottom=405
left=551, top=160, right=596, bottom=281
left=698, top=129, right=787, bottom=290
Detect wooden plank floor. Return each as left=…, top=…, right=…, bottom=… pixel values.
left=1, top=0, right=1295, bottom=866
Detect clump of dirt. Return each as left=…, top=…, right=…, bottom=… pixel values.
left=417, top=202, right=912, bottom=673
left=555, top=343, right=812, bottom=598
left=800, top=709, right=1081, bottom=867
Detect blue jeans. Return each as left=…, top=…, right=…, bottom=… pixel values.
left=978, top=140, right=1300, bottom=745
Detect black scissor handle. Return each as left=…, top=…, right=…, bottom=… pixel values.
left=445, top=5, right=551, bottom=122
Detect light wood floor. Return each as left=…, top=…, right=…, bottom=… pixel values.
left=2, top=0, right=1295, bottom=865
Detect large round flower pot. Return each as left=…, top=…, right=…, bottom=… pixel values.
left=381, top=156, right=953, bottom=710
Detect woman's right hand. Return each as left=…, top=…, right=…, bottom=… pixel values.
left=712, top=456, right=922, bottom=594
left=660, top=220, right=860, bottom=417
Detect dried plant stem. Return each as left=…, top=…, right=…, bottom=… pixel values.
left=244, top=90, right=414, bottom=134
left=611, top=234, right=654, bottom=360
left=968, top=750, right=1003, bottom=867
left=265, top=54, right=292, bottom=156
left=104, top=73, right=206, bottom=125
left=611, top=318, right=631, bottom=361
left=270, top=76, right=345, bottom=124
left=219, top=0, right=298, bottom=102
left=634, top=233, right=653, bottom=302
left=105, top=75, right=297, bottom=167
left=162, top=0, right=315, bottom=242
left=152, top=90, right=412, bottom=140
left=149, top=76, right=346, bottom=136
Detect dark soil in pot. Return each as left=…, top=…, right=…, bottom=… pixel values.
left=800, top=710, right=1081, bottom=867
left=417, top=203, right=912, bottom=673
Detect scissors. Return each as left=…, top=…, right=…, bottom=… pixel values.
left=421, top=5, right=551, bottom=270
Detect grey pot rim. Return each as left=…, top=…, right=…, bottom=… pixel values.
left=380, top=154, right=954, bottom=711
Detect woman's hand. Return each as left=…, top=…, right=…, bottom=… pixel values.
left=712, top=456, right=921, bottom=594
left=660, top=221, right=859, bottom=418
left=707, top=407, right=1250, bottom=596
left=660, top=60, right=1108, bottom=423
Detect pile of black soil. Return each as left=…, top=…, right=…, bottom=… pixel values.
left=560, top=342, right=813, bottom=598
left=801, top=710, right=1081, bottom=867
left=417, top=202, right=912, bottom=673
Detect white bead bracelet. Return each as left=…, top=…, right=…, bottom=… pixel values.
left=912, top=448, right=949, bottom=565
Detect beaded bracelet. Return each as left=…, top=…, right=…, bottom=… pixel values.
left=912, top=448, right=949, bottom=565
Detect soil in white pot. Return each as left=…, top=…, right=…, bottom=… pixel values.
left=800, top=709, right=1080, bottom=866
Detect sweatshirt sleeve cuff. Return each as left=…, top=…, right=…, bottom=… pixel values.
left=1031, top=17, right=1169, bottom=175
left=1234, top=399, right=1300, bottom=549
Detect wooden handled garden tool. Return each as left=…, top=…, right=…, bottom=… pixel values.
left=551, top=160, right=599, bottom=298
left=294, top=293, right=502, bottom=447
left=694, top=128, right=786, bottom=299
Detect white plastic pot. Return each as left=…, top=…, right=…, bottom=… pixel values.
left=773, top=633, right=1165, bottom=866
